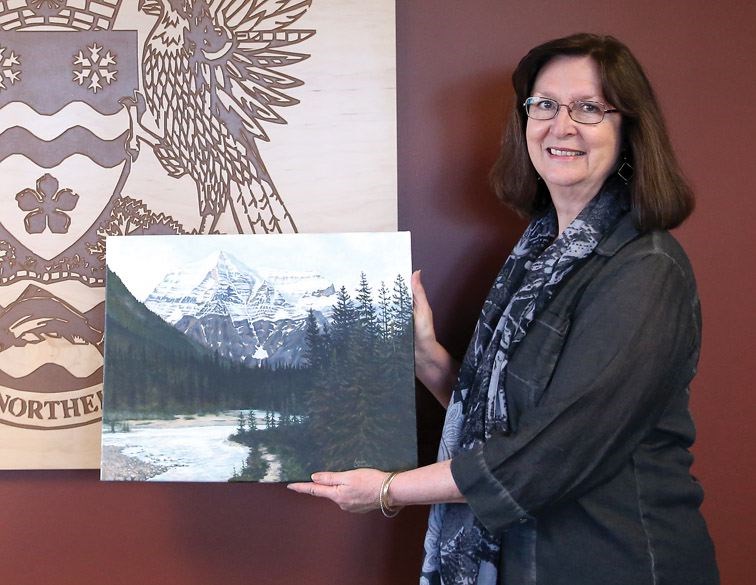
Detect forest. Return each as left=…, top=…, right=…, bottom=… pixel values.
left=103, top=269, right=417, bottom=481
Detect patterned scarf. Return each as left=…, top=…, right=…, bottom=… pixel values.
left=420, top=179, right=629, bottom=585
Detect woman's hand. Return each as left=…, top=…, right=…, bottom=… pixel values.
left=412, top=269, right=438, bottom=361
left=288, top=461, right=465, bottom=511
left=287, top=468, right=388, bottom=513
left=412, top=270, right=459, bottom=407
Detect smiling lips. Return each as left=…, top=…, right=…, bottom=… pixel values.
left=547, top=147, right=585, bottom=157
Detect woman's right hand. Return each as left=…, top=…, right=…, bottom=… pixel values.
left=411, top=270, right=458, bottom=407
left=412, top=269, right=438, bottom=362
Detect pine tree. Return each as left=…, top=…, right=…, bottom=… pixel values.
left=236, top=410, right=246, bottom=436
left=247, top=409, right=257, bottom=433
left=382, top=273, right=417, bottom=467
left=351, top=273, right=387, bottom=465
left=391, top=273, right=412, bottom=339
left=377, top=280, right=392, bottom=342
left=302, top=308, right=333, bottom=471
left=306, top=286, right=360, bottom=471
left=355, top=272, right=378, bottom=338
left=304, top=309, right=329, bottom=370
left=330, top=285, right=358, bottom=349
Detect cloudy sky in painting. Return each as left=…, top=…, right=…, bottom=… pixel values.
left=106, top=232, right=412, bottom=302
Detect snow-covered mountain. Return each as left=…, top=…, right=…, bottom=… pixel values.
left=143, top=250, right=335, bottom=367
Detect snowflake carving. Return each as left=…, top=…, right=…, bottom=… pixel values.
left=16, top=173, right=79, bottom=234
left=0, top=45, right=21, bottom=91
left=73, top=43, right=117, bottom=94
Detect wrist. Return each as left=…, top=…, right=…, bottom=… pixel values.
left=415, top=342, right=450, bottom=381
left=378, top=471, right=401, bottom=518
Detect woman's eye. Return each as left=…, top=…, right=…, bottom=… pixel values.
left=578, top=101, right=600, bottom=113
left=538, top=99, right=557, bottom=111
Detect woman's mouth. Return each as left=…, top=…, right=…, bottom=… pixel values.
left=547, top=147, right=585, bottom=157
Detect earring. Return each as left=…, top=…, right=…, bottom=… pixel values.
left=616, top=157, right=633, bottom=184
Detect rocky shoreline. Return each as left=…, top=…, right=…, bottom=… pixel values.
left=100, top=445, right=168, bottom=481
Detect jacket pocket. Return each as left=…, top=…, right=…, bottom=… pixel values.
left=506, top=309, right=570, bottom=407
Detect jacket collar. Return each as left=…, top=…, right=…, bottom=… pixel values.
left=595, top=212, right=640, bottom=257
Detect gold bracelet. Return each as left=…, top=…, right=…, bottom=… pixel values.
left=379, top=471, right=401, bottom=518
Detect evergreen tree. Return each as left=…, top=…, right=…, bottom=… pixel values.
left=355, top=272, right=378, bottom=338
left=351, top=273, right=386, bottom=464
left=382, top=273, right=417, bottom=467
left=391, top=273, right=413, bottom=339
left=305, top=286, right=360, bottom=471
left=247, top=409, right=257, bottom=432
left=236, top=410, right=246, bottom=436
left=330, top=285, right=358, bottom=349
left=304, top=309, right=329, bottom=370
left=377, top=280, right=392, bottom=342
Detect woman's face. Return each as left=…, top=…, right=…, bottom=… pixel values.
left=526, top=55, right=622, bottom=204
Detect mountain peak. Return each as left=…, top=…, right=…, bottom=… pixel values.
left=144, top=250, right=335, bottom=325
left=139, top=250, right=338, bottom=366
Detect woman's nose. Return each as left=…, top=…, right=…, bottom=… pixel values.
left=550, top=105, right=577, bottom=135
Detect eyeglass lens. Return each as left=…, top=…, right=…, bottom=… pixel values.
left=525, top=98, right=606, bottom=124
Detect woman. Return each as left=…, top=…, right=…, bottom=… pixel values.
left=288, top=33, right=718, bottom=585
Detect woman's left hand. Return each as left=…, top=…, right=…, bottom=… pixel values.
left=287, top=468, right=388, bottom=513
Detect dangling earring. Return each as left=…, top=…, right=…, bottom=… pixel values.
left=616, top=155, right=633, bottom=184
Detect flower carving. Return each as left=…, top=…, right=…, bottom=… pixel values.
left=16, top=174, right=79, bottom=234
left=73, top=43, right=117, bottom=94
left=0, top=44, right=21, bottom=92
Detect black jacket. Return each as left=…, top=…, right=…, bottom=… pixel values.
left=451, top=214, right=719, bottom=585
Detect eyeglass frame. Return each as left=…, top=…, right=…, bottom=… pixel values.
left=523, top=96, right=619, bottom=125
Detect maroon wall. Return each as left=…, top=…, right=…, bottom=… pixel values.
left=2, top=2, right=754, bottom=584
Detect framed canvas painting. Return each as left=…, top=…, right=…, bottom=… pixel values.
left=101, top=232, right=416, bottom=482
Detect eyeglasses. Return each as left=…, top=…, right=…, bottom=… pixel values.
left=523, top=96, right=619, bottom=125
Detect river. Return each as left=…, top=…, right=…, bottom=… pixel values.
left=101, top=410, right=280, bottom=482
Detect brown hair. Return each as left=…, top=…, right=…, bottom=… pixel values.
left=490, top=33, right=694, bottom=230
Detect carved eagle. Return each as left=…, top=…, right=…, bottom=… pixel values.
left=130, top=0, right=314, bottom=233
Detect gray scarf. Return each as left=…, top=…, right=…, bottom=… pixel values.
left=420, top=179, right=628, bottom=585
